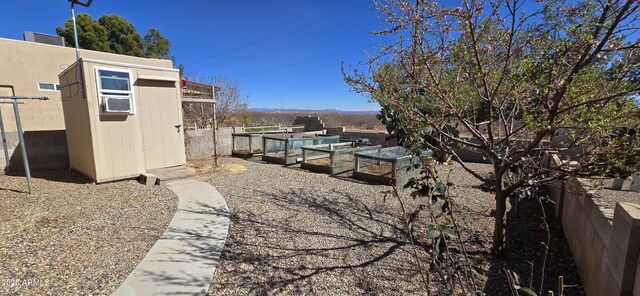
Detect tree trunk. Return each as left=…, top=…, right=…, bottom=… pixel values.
left=492, top=189, right=507, bottom=256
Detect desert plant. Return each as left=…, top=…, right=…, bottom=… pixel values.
left=384, top=155, right=484, bottom=295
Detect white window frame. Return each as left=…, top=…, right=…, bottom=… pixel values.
left=94, top=67, right=135, bottom=115
left=37, top=82, right=61, bottom=92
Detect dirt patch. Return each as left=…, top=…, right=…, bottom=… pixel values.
left=306, top=154, right=355, bottom=167
left=189, top=158, right=215, bottom=174
left=359, top=162, right=392, bottom=176
left=223, top=163, right=247, bottom=173
left=188, top=157, right=249, bottom=176
left=307, top=157, right=330, bottom=166
left=234, top=149, right=263, bottom=154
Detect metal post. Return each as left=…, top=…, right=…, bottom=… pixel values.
left=330, top=152, right=335, bottom=168
left=70, top=1, right=86, bottom=99
left=262, top=137, right=266, bottom=156
left=391, top=161, right=397, bottom=181
left=0, top=110, right=10, bottom=171
left=71, top=2, right=80, bottom=61
left=212, top=103, right=218, bottom=165
left=12, top=99, right=33, bottom=194
left=285, top=139, right=289, bottom=161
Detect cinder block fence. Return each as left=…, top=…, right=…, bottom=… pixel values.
left=0, top=130, right=68, bottom=171
left=548, top=177, right=640, bottom=295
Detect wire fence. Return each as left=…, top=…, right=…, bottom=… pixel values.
left=183, top=123, right=305, bottom=133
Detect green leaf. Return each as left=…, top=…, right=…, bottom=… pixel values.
left=470, top=264, right=485, bottom=275
left=441, top=200, right=450, bottom=213
left=418, top=184, right=432, bottom=196
left=403, top=178, right=417, bottom=189
left=518, top=287, right=537, bottom=296
left=427, top=229, right=441, bottom=239
left=442, top=227, right=457, bottom=238
left=408, top=206, right=423, bottom=223
left=434, top=182, right=446, bottom=195
left=429, top=261, right=438, bottom=271
left=512, top=271, right=520, bottom=284
left=429, top=195, right=438, bottom=205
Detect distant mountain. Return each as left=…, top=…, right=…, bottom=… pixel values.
left=250, top=108, right=379, bottom=115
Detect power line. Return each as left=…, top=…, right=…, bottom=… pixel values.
left=231, top=39, right=393, bottom=79
left=188, top=23, right=351, bottom=73
left=183, top=32, right=292, bottom=66
left=182, top=2, right=363, bottom=67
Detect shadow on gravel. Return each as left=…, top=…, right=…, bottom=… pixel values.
left=5, top=168, right=91, bottom=184
left=482, top=198, right=584, bottom=295
left=177, top=172, right=584, bottom=295
left=0, top=169, right=91, bottom=194
left=120, top=200, right=230, bottom=293
left=207, top=187, right=430, bottom=294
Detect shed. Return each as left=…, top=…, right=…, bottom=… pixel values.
left=58, top=58, right=186, bottom=183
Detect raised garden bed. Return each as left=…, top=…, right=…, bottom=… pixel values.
left=301, top=142, right=381, bottom=175
left=262, top=135, right=340, bottom=165
left=232, top=132, right=292, bottom=158
left=339, top=137, right=370, bottom=144
left=353, top=146, right=433, bottom=187
left=318, top=134, right=370, bottom=144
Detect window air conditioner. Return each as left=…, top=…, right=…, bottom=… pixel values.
left=102, top=96, right=133, bottom=113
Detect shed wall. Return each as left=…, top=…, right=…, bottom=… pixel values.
left=59, top=63, right=97, bottom=179
left=60, top=60, right=184, bottom=182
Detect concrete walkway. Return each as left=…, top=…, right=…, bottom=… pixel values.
left=113, top=179, right=230, bottom=295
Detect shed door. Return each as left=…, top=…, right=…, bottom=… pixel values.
left=137, top=80, right=185, bottom=170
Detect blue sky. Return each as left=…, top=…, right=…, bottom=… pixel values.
left=0, top=1, right=387, bottom=111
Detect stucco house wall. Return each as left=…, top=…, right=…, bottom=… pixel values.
left=0, top=37, right=173, bottom=171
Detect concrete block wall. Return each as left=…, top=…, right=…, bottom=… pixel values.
left=343, top=130, right=397, bottom=147
left=185, top=127, right=330, bottom=160
left=293, top=116, right=325, bottom=132
left=325, top=127, right=345, bottom=135
left=185, top=127, right=237, bottom=159
left=325, top=127, right=397, bottom=147
left=185, top=129, right=214, bottom=159
left=216, top=127, right=235, bottom=156
left=548, top=177, right=640, bottom=295
left=0, top=130, right=68, bottom=171
left=453, top=146, right=490, bottom=163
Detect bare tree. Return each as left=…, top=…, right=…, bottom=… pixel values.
left=211, top=75, right=249, bottom=127
left=181, top=74, right=249, bottom=128
left=345, top=0, right=640, bottom=256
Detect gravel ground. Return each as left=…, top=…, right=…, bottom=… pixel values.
left=0, top=170, right=177, bottom=295
left=201, top=157, right=583, bottom=295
